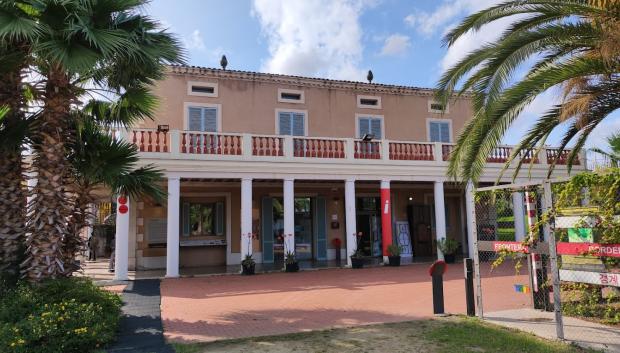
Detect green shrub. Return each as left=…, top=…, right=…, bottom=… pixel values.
left=0, top=278, right=122, bottom=353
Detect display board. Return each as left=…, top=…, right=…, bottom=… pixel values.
left=395, top=221, right=413, bottom=256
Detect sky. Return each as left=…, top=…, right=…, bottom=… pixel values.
left=145, top=0, right=619, bottom=149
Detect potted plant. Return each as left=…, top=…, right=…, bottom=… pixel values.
left=283, top=234, right=299, bottom=272
left=350, top=232, right=365, bottom=269
left=437, top=238, right=459, bottom=263
left=241, top=233, right=257, bottom=275
left=387, top=244, right=402, bottom=267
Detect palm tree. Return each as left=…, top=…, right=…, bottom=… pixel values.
left=435, top=0, right=620, bottom=182
left=16, top=0, right=183, bottom=281
left=0, top=1, right=39, bottom=282
left=63, top=120, right=165, bottom=274
left=591, top=132, right=620, bottom=167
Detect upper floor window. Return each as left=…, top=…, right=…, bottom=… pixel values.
left=357, top=115, right=383, bottom=139
left=428, top=119, right=451, bottom=143
left=428, top=100, right=449, bottom=114
left=278, top=88, right=305, bottom=104
left=187, top=81, right=218, bottom=97
left=357, top=95, right=382, bottom=109
left=187, top=104, right=220, bottom=132
left=277, top=110, right=306, bottom=136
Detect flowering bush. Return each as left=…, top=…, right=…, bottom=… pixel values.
left=0, top=278, right=122, bottom=353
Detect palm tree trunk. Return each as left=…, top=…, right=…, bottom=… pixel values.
left=63, top=188, right=95, bottom=275
left=22, top=68, right=76, bottom=281
left=0, top=67, right=27, bottom=283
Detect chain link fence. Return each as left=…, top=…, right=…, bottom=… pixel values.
left=471, top=178, right=620, bottom=345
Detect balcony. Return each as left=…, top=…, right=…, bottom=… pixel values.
left=122, top=128, right=580, bottom=166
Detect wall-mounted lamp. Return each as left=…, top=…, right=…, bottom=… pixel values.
left=362, top=133, right=375, bottom=142
left=157, top=124, right=170, bottom=133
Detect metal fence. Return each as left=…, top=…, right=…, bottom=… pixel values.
left=471, top=179, right=620, bottom=344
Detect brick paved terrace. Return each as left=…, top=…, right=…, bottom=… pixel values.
left=161, top=262, right=529, bottom=343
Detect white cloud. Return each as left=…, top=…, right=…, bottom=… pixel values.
left=380, top=34, right=411, bottom=56
left=252, top=0, right=371, bottom=81
left=184, top=29, right=206, bottom=51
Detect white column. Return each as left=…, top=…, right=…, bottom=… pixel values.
left=283, top=178, right=295, bottom=256
left=512, top=192, right=526, bottom=241
left=240, top=178, right=253, bottom=260
left=465, top=181, right=476, bottom=257
left=114, top=196, right=129, bottom=281
left=434, top=181, right=447, bottom=260
left=345, top=179, right=357, bottom=266
left=166, top=177, right=180, bottom=278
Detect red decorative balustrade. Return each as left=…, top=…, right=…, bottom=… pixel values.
left=252, top=136, right=284, bottom=156
left=546, top=148, right=579, bottom=165
left=293, top=138, right=346, bottom=158
left=519, top=149, right=540, bottom=164
left=354, top=141, right=381, bottom=159
left=132, top=129, right=168, bottom=152
left=442, top=144, right=454, bottom=161
left=389, top=142, right=434, bottom=161
left=487, top=146, right=512, bottom=163
left=181, top=132, right=242, bottom=155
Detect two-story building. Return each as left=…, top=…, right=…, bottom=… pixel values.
left=109, top=65, right=584, bottom=279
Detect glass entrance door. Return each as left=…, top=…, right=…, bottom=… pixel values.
left=272, top=197, right=314, bottom=261
left=356, top=197, right=382, bottom=257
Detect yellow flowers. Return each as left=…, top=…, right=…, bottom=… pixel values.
left=9, top=339, right=25, bottom=347
left=73, top=327, right=88, bottom=334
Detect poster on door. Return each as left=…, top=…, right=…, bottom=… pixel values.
left=396, top=221, right=413, bottom=257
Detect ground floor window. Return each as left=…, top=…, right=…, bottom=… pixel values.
left=183, top=201, right=225, bottom=237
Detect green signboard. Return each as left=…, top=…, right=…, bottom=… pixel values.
left=568, top=228, right=593, bottom=243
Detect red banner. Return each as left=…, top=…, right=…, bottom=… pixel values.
left=557, top=242, right=620, bottom=258
left=492, top=241, right=528, bottom=253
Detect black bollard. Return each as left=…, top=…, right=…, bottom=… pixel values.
left=429, top=260, right=447, bottom=315
left=464, top=258, right=475, bottom=316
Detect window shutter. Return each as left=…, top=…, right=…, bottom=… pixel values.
left=182, top=202, right=190, bottom=237
left=215, top=202, right=224, bottom=236
left=204, top=108, right=218, bottom=132
left=292, top=113, right=305, bottom=136
left=188, top=107, right=202, bottom=131
left=279, top=112, right=292, bottom=135
left=370, top=119, right=382, bottom=139
left=359, top=118, right=370, bottom=137
left=430, top=122, right=440, bottom=142
left=440, top=123, right=450, bottom=142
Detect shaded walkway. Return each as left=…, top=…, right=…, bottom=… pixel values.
left=107, top=280, right=173, bottom=353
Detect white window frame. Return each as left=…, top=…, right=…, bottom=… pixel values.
left=277, top=88, right=305, bottom=104
left=355, top=114, right=384, bottom=139
left=184, top=102, right=222, bottom=132
left=357, top=95, right=382, bottom=109
left=275, top=108, right=308, bottom=136
left=428, top=100, right=449, bottom=114
left=187, top=80, right=218, bottom=98
left=426, top=118, right=453, bottom=143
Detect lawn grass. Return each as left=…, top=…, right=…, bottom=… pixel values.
left=172, top=316, right=596, bottom=353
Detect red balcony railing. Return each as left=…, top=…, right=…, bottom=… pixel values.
left=389, top=142, right=434, bottom=161
left=132, top=129, right=168, bottom=152
left=547, top=148, right=579, bottom=165
left=293, top=138, right=346, bottom=158
left=442, top=144, right=454, bottom=161
left=252, top=136, right=284, bottom=156
left=354, top=140, right=381, bottom=159
left=181, top=132, right=242, bottom=155
left=487, top=146, right=512, bottom=163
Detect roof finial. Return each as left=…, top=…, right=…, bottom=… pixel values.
left=220, top=55, right=228, bottom=70
left=367, top=70, right=373, bottom=83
